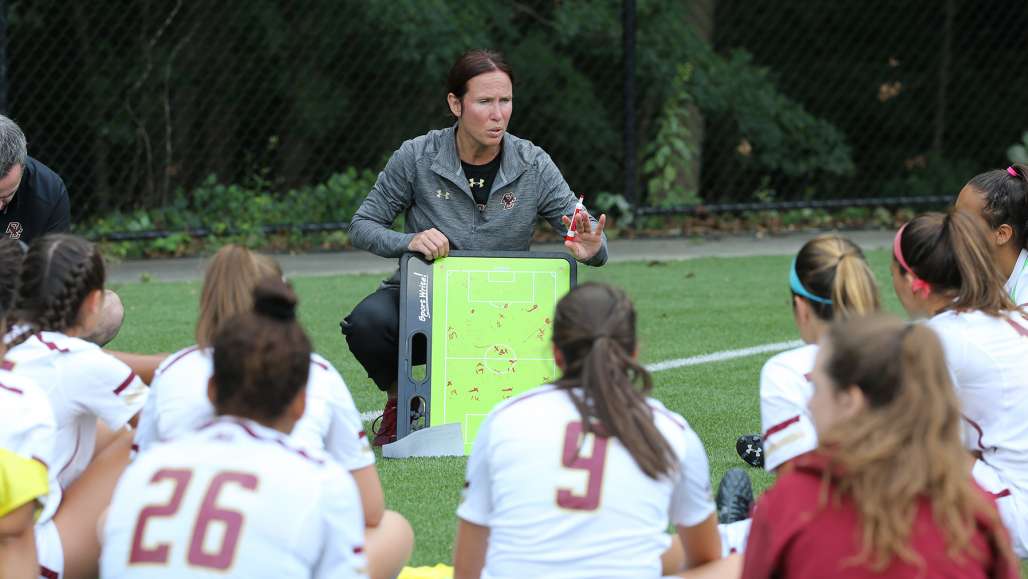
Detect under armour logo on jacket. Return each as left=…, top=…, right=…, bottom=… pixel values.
left=468, top=178, right=485, bottom=188
left=436, top=190, right=451, bottom=199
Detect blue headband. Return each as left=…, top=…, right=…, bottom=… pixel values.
left=790, top=257, right=832, bottom=305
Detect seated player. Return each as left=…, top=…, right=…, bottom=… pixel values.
left=737, top=235, right=881, bottom=471
left=721, top=235, right=881, bottom=555
left=954, top=164, right=1028, bottom=306
left=133, top=244, right=412, bottom=579
left=743, top=314, right=1018, bottom=577
left=892, top=210, right=1028, bottom=558
left=5, top=234, right=146, bottom=579
left=453, top=283, right=740, bottom=578
left=102, top=279, right=368, bottom=578
left=0, top=355, right=54, bottom=579
left=0, top=237, right=56, bottom=579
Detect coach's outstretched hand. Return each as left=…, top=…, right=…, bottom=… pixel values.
left=409, top=228, right=451, bottom=261
left=562, top=211, right=606, bottom=262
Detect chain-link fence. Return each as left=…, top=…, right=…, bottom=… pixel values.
left=7, top=0, right=1028, bottom=226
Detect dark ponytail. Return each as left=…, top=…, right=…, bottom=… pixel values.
left=553, top=283, right=676, bottom=479
left=898, top=210, right=1014, bottom=315
left=211, top=277, right=312, bottom=423
left=10, top=234, right=105, bottom=347
left=964, top=164, right=1028, bottom=249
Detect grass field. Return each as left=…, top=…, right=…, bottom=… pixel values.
left=106, top=248, right=1027, bottom=575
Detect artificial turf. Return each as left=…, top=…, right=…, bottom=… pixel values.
left=109, top=249, right=1027, bottom=576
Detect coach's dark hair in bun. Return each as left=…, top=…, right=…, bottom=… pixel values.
left=211, top=277, right=311, bottom=423
left=552, top=283, right=676, bottom=480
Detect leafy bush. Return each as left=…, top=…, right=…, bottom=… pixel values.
left=76, top=169, right=376, bottom=258
left=687, top=48, right=854, bottom=179
left=641, top=64, right=700, bottom=208
left=880, top=153, right=976, bottom=199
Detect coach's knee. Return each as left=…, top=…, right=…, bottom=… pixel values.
left=341, top=291, right=397, bottom=342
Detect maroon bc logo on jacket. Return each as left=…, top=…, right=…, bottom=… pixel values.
left=5, top=222, right=22, bottom=239
left=501, top=191, right=517, bottom=210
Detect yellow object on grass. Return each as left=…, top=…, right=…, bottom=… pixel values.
left=398, top=563, right=454, bottom=579
left=0, top=447, right=48, bottom=518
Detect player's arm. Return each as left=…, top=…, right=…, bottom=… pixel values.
left=105, top=351, right=167, bottom=385
left=675, top=514, right=722, bottom=568
left=313, top=370, right=383, bottom=525
left=453, top=519, right=489, bottom=579
left=312, top=466, right=369, bottom=579
left=669, top=427, right=723, bottom=570
left=350, top=465, right=384, bottom=527
left=0, top=502, right=38, bottom=579
left=759, top=360, right=818, bottom=473
left=76, top=353, right=149, bottom=432
left=348, top=142, right=419, bottom=258
left=0, top=446, right=49, bottom=579
left=453, top=414, right=494, bottom=578
left=534, top=151, right=607, bottom=266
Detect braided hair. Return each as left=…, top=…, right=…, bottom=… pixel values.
left=9, top=234, right=105, bottom=348
left=0, top=237, right=25, bottom=320
left=553, top=283, right=676, bottom=479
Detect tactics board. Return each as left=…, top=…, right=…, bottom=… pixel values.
left=397, top=251, right=576, bottom=453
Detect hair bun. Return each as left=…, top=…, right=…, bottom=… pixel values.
left=252, top=277, right=297, bottom=321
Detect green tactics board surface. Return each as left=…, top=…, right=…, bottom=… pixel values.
left=397, top=252, right=575, bottom=454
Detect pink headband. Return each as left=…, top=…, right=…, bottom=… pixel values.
left=1009, top=166, right=1019, bottom=177
left=893, top=223, right=932, bottom=297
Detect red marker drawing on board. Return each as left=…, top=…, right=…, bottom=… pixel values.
left=564, top=196, right=586, bottom=242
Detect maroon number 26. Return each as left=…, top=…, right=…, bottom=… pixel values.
left=129, top=468, right=258, bottom=569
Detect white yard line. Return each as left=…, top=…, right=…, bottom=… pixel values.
left=357, top=339, right=803, bottom=420
left=644, top=340, right=804, bottom=373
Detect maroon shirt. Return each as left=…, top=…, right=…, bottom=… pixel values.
left=742, top=452, right=1018, bottom=579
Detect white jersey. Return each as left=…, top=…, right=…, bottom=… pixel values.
left=102, top=417, right=368, bottom=579
left=5, top=331, right=147, bottom=516
left=135, top=346, right=373, bottom=471
left=759, top=344, right=819, bottom=471
left=926, top=310, right=1028, bottom=499
left=457, top=385, right=715, bottom=579
left=0, top=367, right=56, bottom=516
left=1006, top=248, right=1028, bottom=307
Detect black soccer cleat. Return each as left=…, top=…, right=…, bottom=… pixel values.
left=716, top=467, right=754, bottom=524
left=736, top=433, right=765, bottom=469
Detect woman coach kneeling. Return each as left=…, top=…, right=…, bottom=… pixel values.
left=342, top=49, right=608, bottom=445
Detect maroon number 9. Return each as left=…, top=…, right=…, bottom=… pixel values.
left=556, top=421, right=610, bottom=511
left=129, top=469, right=257, bottom=569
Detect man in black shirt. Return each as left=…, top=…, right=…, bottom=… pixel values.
left=0, top=116, right=70, bottom=244
left=0, top=115, right=123, bottom=344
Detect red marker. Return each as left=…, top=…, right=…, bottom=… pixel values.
left=564, top=196, right=586, bottom=242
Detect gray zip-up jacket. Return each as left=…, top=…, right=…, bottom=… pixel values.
left=349, top=125, right=608, bottom=280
